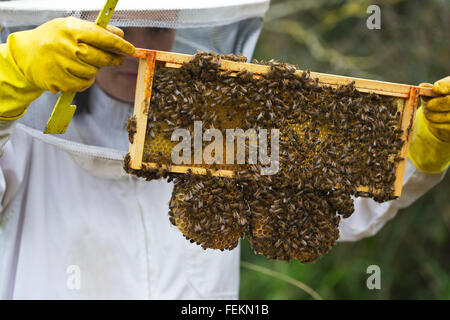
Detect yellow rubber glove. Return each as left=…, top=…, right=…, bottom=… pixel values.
left=0, top=17, right=135, bottom=120
left=408, top=76, right=450, bottom=174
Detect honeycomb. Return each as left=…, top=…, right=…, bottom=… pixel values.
left=124, top=52, right=406, bottom=262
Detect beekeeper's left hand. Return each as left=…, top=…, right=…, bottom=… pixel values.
left=408, top=76, right=450, bottom=173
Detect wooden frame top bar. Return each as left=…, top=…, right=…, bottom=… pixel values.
left=133, top=48, right=435, bottom=99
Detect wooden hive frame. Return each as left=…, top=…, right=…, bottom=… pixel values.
left=128, top=48, right=435, bottom=197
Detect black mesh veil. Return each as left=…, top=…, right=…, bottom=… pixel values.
left=0, top=0, right=270, bottom=152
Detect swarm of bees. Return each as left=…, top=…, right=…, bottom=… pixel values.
left=124, top=51, right=405, bottom=262
left=169, top=174, right=249, bottom=250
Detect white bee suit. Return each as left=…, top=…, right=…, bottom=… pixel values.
left=0, top=85, right=242, bottom=299
left=0, top=84, right=447, bottom=299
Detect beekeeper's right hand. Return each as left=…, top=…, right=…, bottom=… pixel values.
left=0, top=17, right=135, bottom=120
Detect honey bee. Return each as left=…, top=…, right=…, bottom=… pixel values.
left=126, top=115, right=137, bottom=144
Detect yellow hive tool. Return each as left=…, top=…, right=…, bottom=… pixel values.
left=44, top=0, right=119, bottom=134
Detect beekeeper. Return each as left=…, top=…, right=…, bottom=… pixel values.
left=0, top=0, right=448, bottom=299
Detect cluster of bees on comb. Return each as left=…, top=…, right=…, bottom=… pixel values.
left=124, top=51, right=405, bottom=263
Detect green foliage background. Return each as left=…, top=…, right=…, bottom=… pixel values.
left=240, top=0, right=450, bottom=300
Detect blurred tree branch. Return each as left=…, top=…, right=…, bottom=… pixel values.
left=316, top=0, right=408, bottom=33
left=241, top=261, right=323, bottom=300
left=263, top=0, right=416, bottom=79
left=265, top=0, right=342, bottom=22
left=264, top=19, right=379, bottom=78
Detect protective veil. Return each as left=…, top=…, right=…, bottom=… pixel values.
left=0, top=0, right=446, bottom=299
